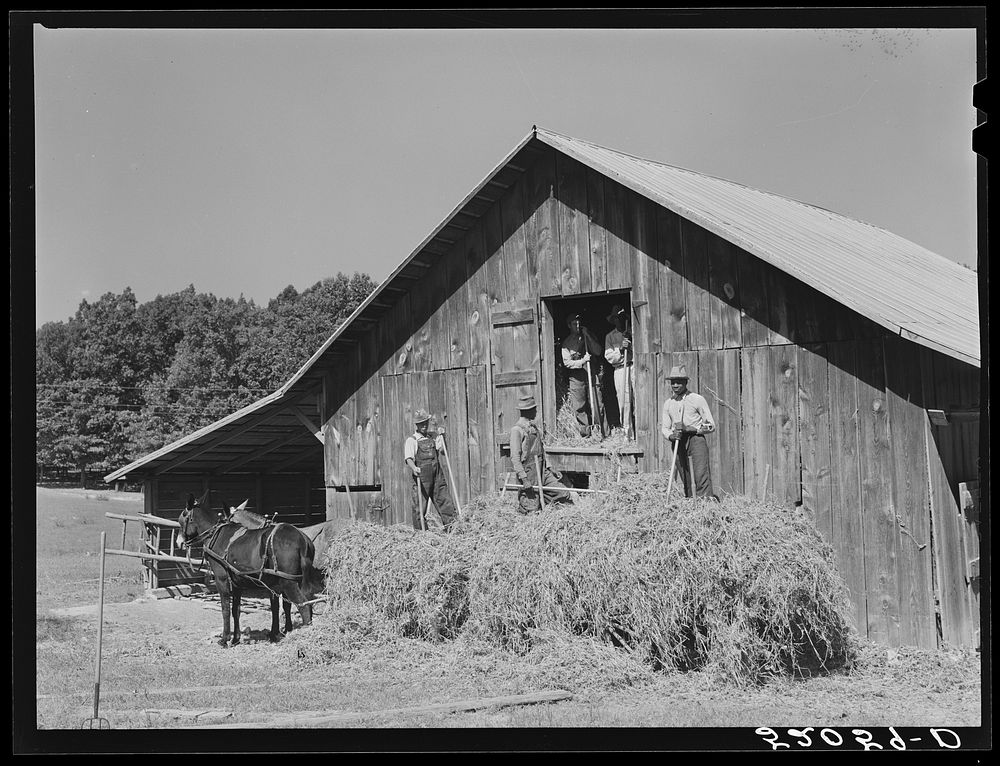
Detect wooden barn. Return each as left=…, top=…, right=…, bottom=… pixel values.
left=106, top=127, right=982, bottom=650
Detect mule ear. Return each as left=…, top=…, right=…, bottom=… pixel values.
left=186, top=493, right=196, bottom=510
left=198, top=488, right=211, bottom=508
left=235, top=499, right=249, bottom=512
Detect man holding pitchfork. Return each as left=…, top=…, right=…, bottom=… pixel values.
left=660, top=366, right=719, bottom=501
left=509, top=394, right=573, bottom=513
left=404, top=408, right=458, bottom=531
left=561, top=312, right=605, bottom=437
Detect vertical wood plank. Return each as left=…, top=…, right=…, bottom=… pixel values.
left=384, top=294, right=414, bottom=376
left=484, top=203, right=506, bottom=308
left=655, top=206, right=687, bottom=352
left=741, top=345, right=771, bottom=501
left=697, top=348, right=742, bottom=497
left=883, top=335, right=936, bottom=648
left=654, top=353, right=670, bottom=470
left=444, top=369, right=471, bottom=505
left=342, top=394, right=359, bottom=487
left=797, top=343, right=833, bottom=543
left=555, top=153, right=590, bottom=295
left=539, top=299, right=557, bottom=434
left=770, top=344, right=801, bottom=507
left=682, top=219, right=712, bottom=351
left=465, top=221, right=490, bottom=368
left=630, top=194, right=660, bottom=356
left=793, top=275, right=823, bottom=344
left=697, top=350, right=725, bottom=496
left=708, top=235, right=742, bottom=349
left=855, top=338, right=900, bottom=646
left=765, top=269, right=795, bottom=345
left=632, top=351, right=655, bottom=459
left=354, top=371, right=370, bottom=487
left=428, top=257, right=452, bottom=371
left=736, top=249, right=770, bottom=348
left=605, top=178, right=632, bottom=293
left=444, top=242, right=471, bottom=370
left=926, top=415, right=974, bottom=647
left=370, top=380, right=382, bottom=489
left=528, top=148, right=562, bottom=297
left=426, top=369, right=447, bottom=436
left=501, top=176, right=531, bottom=303
left=720, top=348, right=744, bottom=495
left=379, top=376, right=394, bottom=524
left=586, top=168, right=608, bottom=293
left=826, top=341, right=869, bottom=638
left=466, top=365, right=490, bottom=497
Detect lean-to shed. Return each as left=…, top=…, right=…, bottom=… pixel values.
left=107, top=127, right=983, bottom=649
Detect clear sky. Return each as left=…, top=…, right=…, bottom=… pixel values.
left=32, top=22, right=980, bottom=329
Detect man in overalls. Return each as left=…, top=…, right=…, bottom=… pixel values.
left=509, top=394, right=573, bottom=512
left=404, top=409, right=457, bottom=531
left=561, top=313, right=605, bottom=436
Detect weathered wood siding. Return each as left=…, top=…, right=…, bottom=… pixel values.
left=319, top=147, right=980, bottom=648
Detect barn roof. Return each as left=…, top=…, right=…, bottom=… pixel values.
left=106, top=126, right=980, bottom=483
left=536, top=128, right=980, bottom=366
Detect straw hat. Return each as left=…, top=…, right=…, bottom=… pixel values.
left=414, top=408, right=431, bottom=424
left=666, top=365, right=689, bottom=380
left=517, top=395, right=536, bottom=411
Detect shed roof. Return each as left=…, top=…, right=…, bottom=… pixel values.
left=106, top=126, right=980, bottom=482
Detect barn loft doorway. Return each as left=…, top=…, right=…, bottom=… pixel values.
left=542, top=290, right=633, bottom=443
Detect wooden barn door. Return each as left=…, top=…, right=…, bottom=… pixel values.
left=490, top=299, right=541, bottom=480
left=380, top=368, right=493, bottom=526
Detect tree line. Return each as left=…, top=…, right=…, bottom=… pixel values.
left=36, top=272, right=377, bottom=486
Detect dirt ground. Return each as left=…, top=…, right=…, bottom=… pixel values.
left=32, top=487, right=985, bottom=742
left=41, top=592, right=984, bottom=734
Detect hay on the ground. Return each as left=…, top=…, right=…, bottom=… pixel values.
left=318, top=473, right=858, bottom=686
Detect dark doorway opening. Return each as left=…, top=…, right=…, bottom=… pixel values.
left=544, top=290, right=632, bottom=438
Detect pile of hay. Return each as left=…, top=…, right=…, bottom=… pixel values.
left=320, top=473, right=858, bottom=686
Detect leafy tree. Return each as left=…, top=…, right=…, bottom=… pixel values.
left=35, top=272, right=377, bottom=481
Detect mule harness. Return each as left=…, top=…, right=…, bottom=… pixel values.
left=184, top=520, right=310, bottom=602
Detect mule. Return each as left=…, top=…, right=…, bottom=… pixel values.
left=175, top=490, right=326, bottom=647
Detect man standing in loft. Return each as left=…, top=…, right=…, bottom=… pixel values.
left=660, top=366, right=719, bottom=501
left=561, top=312, right=605, bottom=436
left=603, top=304, right=633, bottom=434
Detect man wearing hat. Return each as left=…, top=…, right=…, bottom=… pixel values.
left=509, top=394, right=573, bottom=512
left=660, top=366, right=719, bottom=500
left=603, top=304, right=633, bottom=433
left=561, top=313, right=605, bottom=436
left=404, top=408, right=457, bottom=531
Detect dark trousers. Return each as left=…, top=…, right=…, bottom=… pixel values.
left=567, top=375, right=591, bottom=435
left=673, top=433, right=716, bottom=499
left=412, top=467, right=457, bottom=530
left=518, top=463, right=573, bottom=512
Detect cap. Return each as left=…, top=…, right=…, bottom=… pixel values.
left=606, top=304, right=627, bottom=323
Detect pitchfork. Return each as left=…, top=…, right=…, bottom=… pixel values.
left=81, top=531, right=110, bottom=729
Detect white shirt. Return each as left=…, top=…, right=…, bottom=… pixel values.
left=561, top=346, right=591, bottom=370
left=660, top=391, right=716, bottom=436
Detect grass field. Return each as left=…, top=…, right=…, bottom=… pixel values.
left=32, top=487, right=984, bottom=740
